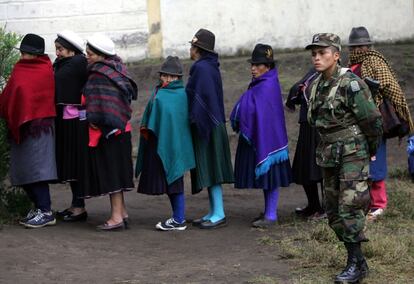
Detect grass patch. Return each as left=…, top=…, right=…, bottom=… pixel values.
left=247, top=275, right=280, bottom=284
left=259, top=177, right=414, bottom=283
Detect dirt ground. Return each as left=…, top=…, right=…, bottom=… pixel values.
left=0, top=43, right=413, bottom=284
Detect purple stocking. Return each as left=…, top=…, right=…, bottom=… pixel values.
left=263, top=188, right=279, bottom=221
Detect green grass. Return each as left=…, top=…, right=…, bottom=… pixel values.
left=258, top=177, right=414, bottom=283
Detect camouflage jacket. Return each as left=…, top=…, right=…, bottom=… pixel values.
left=307, top=66, right=383, bottom=167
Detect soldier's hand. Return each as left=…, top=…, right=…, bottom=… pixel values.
left=370, top=156, right=376, bottom=161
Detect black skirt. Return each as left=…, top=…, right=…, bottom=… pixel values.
left=55, top=112, right=87, bottom=182
left=137, top=133, right=184, bottom=195
left=234, top=137, right=292, bottom=190
left=80, top=132, right=134, bottom=198
left=292, top=122, right=322, bottom=185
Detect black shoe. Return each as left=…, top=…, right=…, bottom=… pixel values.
left=334, top=259, right=362, bottom=283
left=252, top=218, right=277, bottom=228
left=252, top=212, right=264, bottom=222
left=63, top=211, right=88, bottom=222
left=192, top=217, right=207, bottom=227
left=56, top=208, right=72, bottom=218
left=199, top=218, right=227, bottom=229
left=295, top=206, right=316, bottom=217
left=359, top=258, right=369, bottom=278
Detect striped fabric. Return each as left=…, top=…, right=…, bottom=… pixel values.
left=83, top=56, right=137, bottom=131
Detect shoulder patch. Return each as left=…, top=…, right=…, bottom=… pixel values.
left=350, top=80, right=360, bottom=92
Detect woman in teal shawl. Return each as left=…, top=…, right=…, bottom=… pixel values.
left=136, top=56, right=195, bottom=231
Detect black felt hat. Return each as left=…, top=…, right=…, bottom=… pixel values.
left=18, top=33, right=45, bottom=55
left=159, top=56, right=183, bottom=76
left=348, top=26, right=374, bottom=46
left=189, top=28, right=216, bottom=54
left=247, top=44, right=276, bottom=64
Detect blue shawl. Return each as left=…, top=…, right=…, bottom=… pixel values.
left=186, top=53, right=225, bottom=140
left=230, top=68, right=289, bottom=177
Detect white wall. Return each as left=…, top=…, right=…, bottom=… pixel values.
left=160, top=0, right=414, bottom=58
left=0, top=0, right=149, bottom=61
left=0, top=0, right=413, bottom=61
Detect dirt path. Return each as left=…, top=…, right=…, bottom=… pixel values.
left=0, top=184, right=304, bottom=284
left=1, top=43, right=413, bottom=283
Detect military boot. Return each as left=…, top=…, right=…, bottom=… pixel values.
left=334, top=243, right=363, bottom=283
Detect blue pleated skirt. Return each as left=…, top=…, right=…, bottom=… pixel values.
left=234, top=136, right=292, bottom=190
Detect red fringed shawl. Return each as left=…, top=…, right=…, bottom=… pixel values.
left=0, top=55, right=55, bottom=143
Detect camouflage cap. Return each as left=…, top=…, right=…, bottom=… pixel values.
left=305, top=33, right=341, bottom=51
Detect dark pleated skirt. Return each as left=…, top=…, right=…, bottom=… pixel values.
left=80, top=132, right=134, bottom=198
left=292, top=122, right=322, bottom=185
left=55, top=114, right=87, bottom=182
left=137, top=133, right=184, bottom=195
left=234, top=136, right=292, bottom=190
left=191, top=123, right=234, bottom=194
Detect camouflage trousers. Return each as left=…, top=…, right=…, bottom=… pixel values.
left=322, top=158, right=371, bottom=243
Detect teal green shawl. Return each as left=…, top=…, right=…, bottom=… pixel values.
left=135, top=80, right=195, bottom=184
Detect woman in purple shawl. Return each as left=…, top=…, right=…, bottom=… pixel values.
left=230, top=44, right=292, bottom=228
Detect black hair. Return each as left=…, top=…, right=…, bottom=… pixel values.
left=86, top=43, right=110, bottom=58
left=55, top=36, right=82, bottom=54
left=251, top=62, right=275, bottom=69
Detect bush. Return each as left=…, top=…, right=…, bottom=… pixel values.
left=0, top=26, right=21, bottom=182
left=0, top=26, right=25, bottom=225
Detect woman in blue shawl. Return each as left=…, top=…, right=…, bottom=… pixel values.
left=136, top=56, right=195, bottom=231
left=186, top=29, right=234, bottom=229
left=230, top=44, right=292, bottom=228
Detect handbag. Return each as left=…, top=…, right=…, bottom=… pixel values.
left=379, top=98, right=409, bottom=138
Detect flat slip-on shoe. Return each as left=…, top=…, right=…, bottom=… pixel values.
left=251, top=218, right=277, bottom=228
left=96, top=221, right=125, bottom=231
left=192, top=218, right=207, bottom=227
left=199, top=218, right=227, bottom=229
left=63, top=211, right=88, bottom=222
left=56, top=208, right=72, bottom=218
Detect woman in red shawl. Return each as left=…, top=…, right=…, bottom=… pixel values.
left=0, top=33, right=57, bottom=228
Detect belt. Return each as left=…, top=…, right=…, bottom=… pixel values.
left=320, top=125, right=362, bottom=143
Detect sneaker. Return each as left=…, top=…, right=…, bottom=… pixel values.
left=367, top=208, right=384, bottom=221
left=24, top=210, right=56, bottom=228
left=19, top=208, right=38, bottom=225
left=155, top=218, right=187, bottom=231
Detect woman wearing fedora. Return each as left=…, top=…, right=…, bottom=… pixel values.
left=0, top=33, right=57, bottom=228
left=81, top=34, right=137, bottom=230
left=230, top=44, right=292, bottom=228
left=136, top=56, right=195, bottom=231
left=53, top=30, right=89, bottom=222
left=348, top=26, right=414, bottom=221
left=186, top=28, right=234, bottom=229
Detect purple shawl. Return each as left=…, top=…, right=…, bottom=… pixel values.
left=186, top=53, right=225, bottom=141
left=230, top=68, right=288, bottom=171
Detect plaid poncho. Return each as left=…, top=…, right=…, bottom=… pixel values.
left=84, top=56, right=137, bottom=132
left=349, top=49, right=414, bottom=134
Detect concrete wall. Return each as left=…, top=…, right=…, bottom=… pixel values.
left=0, top=0, right=149, bottom=61
left=160, top=0, right=414, bottom=57
left=0, top=0, right=413, bottom=61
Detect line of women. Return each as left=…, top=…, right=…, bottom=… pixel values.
left=0, top=28, right=295, bottom=231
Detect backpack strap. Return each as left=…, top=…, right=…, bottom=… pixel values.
left=307, top=68, right=350, bottom=125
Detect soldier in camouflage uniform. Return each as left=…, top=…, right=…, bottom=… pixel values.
left=306, top=33, right=383, bottom=283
